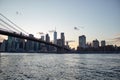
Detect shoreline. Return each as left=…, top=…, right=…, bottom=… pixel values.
left=1, top=51, right=120, bottom=54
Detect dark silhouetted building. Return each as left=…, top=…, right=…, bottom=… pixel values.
left=26, top=34, right=34, bottom=52
left=93, top=39, right=99, bottom=48
left=101, top=40, right=106, bottom=47
left=54, top=31, right=57, bottom=44
left=0, top=40, right=7, bottom=51
left=57, top=39, right=62, bottom=46
left=41, top=36, right=44, bottom=41
left=46, top=34, right=50, bottom=51
left=61, top=32, right=65, bottom=47
left=7, top=36, right=16, bottom=51
left=46, top=34, right=50, bottom=42
left=79, top=35, right=86, bottom=48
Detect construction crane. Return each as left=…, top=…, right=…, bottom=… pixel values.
left=49, top=27, right=56, bottom=33
left=49, top=30, right=56, bottom=33
left=37, top=32, right=44, bottom=35
left=37, top=32, right=44, bottom=39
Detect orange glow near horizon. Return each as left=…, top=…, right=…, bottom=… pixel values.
left=0, top=35, right=7, bottom=42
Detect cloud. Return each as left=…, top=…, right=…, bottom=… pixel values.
left=106, top=34, right=120, bottom=46
left=114, top=33, right=120, bottom=41
left=114, top=37, right=120, bottom=40
left=113, top=36, right=120, bottom=46
left=113, top=33, right=120, bottom=39
left=114, top=33, right=120, bottom=36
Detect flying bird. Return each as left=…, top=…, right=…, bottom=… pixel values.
left=16, top=11, right=22, bottom=15
left=16, top=11, right=18, bottom=14
left=74, top=27, right=79, bottom=30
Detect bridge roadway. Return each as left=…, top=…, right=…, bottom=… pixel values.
left=0, top=29, right=70, bottom=51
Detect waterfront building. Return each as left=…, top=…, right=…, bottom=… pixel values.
left=61, top=32, right=65, bottom=47
left=57, top=39, right=63, bottom=52
left=57, top=39, right=62, bottom=46
left=93, top=39, right=99, bottom=48
left=101, top=40, right=106, bottom=47
left=46, top=34, right=50, bottom=51
left=86, top=42, right=92, bottom=48
left=15, top=38, right=25, bottom=52
left=7, top=36, right=16, bottom=51
left=26, top=34, right=34, bottom=52
left=79, top=35, right=86, bottom=48
left=39, top=35, right=45, bottom=51
left=34, top=42, right=39, bottom=52
left=41, top=36, right=44, bottom=41
left=66, top=41, right=69, bottom=48
left=46, top=34, right=50, bottom=42
left=0, top=40, right=7, bottom=51
left=54, top=31, right=57, bottom=44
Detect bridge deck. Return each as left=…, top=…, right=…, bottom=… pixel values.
left=0, top=29, right=70, bottom=51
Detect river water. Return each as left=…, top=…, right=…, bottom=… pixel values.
left=0, top=53, right=120, bottom=80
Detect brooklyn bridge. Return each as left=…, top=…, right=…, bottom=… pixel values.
left=0, top=13, right=71, bottom=52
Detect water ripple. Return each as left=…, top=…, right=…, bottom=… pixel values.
left=0, top=53, right=120, bottom=80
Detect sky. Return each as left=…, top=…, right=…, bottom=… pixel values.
left=0, top=0, right=120, bottom=48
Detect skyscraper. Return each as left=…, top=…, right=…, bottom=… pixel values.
left=93, top=39, right=99, bottom=48
left=41, top=36, right=44, bottom=41
left=54, top=31, right=57, bottom=44
left=101, top=40, right=106, bottom=47
left=61, top=32, right=65, bottom=47
left=79, top=35, right=86, bottom=48
left=45, top=34, right=50, bottom=51
left=46, top=34, right=50, bottom=42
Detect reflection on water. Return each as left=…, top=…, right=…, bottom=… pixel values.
left=0, top=53, right=120, bottom=80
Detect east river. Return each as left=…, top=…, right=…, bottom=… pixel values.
left=0, top=53, right=120, bottom=80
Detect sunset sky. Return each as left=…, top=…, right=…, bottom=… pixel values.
left=0, top=0, right=120, bottom=48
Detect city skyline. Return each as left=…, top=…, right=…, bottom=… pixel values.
left=0, top=0, right=120, bottom=48
left=0, top=32, right=120, bottom=52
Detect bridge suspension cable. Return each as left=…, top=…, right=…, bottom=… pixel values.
left=0, top=13, right=29, bottom=35
left=0, top=18, right=21, bottom=33
left=0, top=22, right=13, bottom=32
